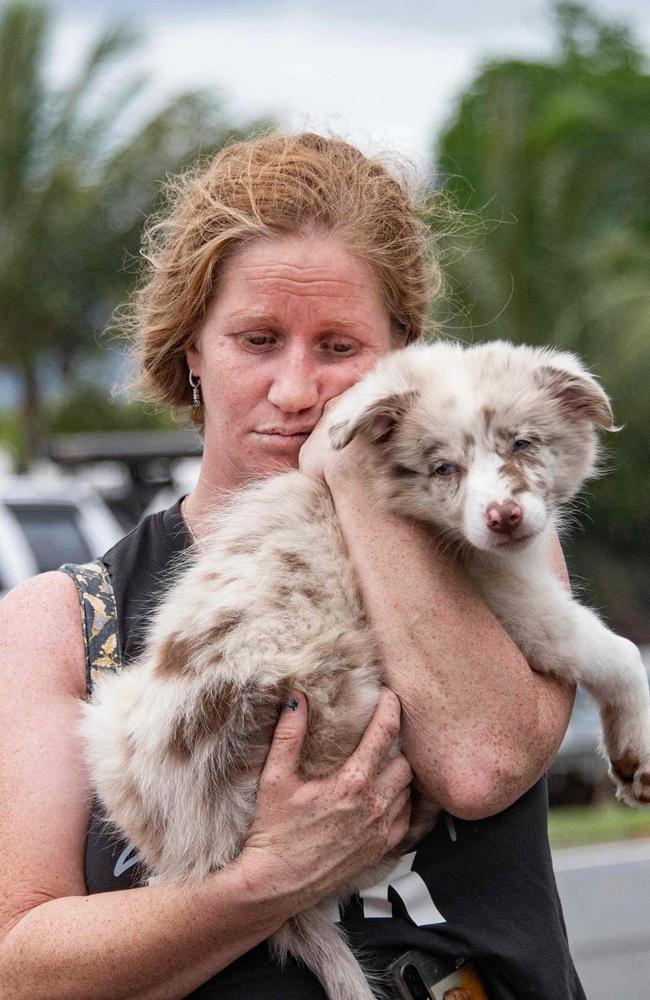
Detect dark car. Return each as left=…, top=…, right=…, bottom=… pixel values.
left=0, top=474, right=123, bottom=596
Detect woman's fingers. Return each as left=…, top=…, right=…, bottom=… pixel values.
left=386, top=786, right=412, bottom=828
left=299, top=393, right=350, bottom=481
left=259, top=690, right=307, bottom=787
left=376, top=756, right=413, bottom=850
left=375, top=751, right=413, bottom=799
left=342, top=687, right=403, bottom=779
left=385, top=789, right=413, bottom=851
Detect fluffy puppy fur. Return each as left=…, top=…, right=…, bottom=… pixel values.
left=81, top=340, right=650, bottom=1000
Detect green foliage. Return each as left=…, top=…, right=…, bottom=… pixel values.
left=0, top=409, right=24, bottom=462
left=548, top=802, right=650, bottom=848
left=0, top=390, right=175, bottom=465
left=0, top=1, right=273, bottom=457
left=433, top=2, right=650, bottom=638
left=46, top=390, right=175, bottom=435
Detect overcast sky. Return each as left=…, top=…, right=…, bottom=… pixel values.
left=48, top=0, right=650, bottom=175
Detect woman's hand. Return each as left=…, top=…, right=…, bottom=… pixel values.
left=236, top=688, right=412, bottom=915
left=299, top=397, right=361, bottom=485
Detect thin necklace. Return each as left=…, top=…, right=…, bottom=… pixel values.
left=181, top=496, right=196, bottom=544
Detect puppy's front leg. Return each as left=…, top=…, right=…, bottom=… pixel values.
left=540, top=595, right=648, bottom=805
left=476, top=564, right=650, bottom=806
left=566, top=607, right=650, bottom=807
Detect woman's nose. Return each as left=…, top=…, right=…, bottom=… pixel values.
left=267, top=355, right=320, bottom=412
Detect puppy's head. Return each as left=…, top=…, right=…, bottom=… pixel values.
left=327, top=341, right=615, bottom=553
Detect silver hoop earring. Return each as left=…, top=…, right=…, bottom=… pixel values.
left=189, top=368, right=201, bottom=408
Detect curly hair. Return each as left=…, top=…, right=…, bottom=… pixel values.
left=125, top=131, right=443, bottom=427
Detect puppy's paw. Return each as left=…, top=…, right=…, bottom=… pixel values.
left=609, top=748, right=650, bottom=807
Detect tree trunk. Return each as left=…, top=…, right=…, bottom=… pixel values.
left=21, top=360, right=42, bottom=469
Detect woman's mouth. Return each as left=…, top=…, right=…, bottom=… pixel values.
left=253, top=429, right=312, bottom=448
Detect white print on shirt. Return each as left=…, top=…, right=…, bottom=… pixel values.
left=113, top=842, right=444, bottom=931
left=114, top=842, right=144, bottom=877
left=358, top=851, right=446, bottom=926
left=112, top=845, right=445, bottom=929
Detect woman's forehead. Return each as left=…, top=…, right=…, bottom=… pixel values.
left=220, top=233, right=378, bottom=289
left=207, top=233, right=391, bottom=329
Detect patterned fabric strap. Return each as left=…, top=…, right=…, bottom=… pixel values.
left=59, top=561, right=122, bottom=697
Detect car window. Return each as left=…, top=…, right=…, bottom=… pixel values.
left=7, top=503, right=92, bottom=571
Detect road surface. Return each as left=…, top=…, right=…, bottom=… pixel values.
left=554, top=839, right=650, bottom=999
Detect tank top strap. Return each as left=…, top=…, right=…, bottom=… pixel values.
left=59, top=561, right=122, bottom=698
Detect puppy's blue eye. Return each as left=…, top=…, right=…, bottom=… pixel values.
left=513, top=439, right=530, bottom=452
left=434, top=463, right=456, bottom=477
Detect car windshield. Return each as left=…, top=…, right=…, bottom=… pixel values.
left=7, top=503, right=92, bottom=571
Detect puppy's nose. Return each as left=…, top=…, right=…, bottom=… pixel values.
left=486, top=501, right=522, bottom=535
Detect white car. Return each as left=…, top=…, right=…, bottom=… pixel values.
left=0, top=475, right=124, bottom=596
left=142, top=458, right=201, bottom=518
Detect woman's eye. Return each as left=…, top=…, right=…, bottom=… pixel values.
left=513, top=439, right=531, bottom=452
left=434, top=463, right=456, bottom=477
left=244, top=334, right=275, bottom=348
left=324, top=340, right=354, bottom=354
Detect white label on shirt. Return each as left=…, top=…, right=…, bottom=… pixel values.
left=358, top=850, right=446, bottom=926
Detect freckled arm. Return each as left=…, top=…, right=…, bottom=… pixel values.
left=326, top=464, right=575, bottom=820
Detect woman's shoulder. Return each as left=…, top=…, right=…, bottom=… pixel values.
left=0, top=570, right=86, bottom=699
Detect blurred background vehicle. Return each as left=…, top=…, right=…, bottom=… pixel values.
left=0, top=473, right=123, bottom=596
left=142, top=457, right=201, bottom=517
left=44, top=429, right=202, bottom=529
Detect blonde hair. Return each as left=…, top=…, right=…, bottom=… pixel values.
left=125, top=131, right=442, bottom=427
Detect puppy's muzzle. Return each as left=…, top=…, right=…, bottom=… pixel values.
left=485, top=500, right=523, bottom=536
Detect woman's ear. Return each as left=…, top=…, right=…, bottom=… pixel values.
left=186, top=342, right=201, bottom=376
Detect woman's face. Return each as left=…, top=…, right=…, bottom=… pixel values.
left=187, top=233, right=394, bottom=490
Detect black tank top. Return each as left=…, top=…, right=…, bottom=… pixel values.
left=84, top=500, right=586, bottom=1000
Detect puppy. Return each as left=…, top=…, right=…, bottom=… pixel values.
left=81, top=340, right=650, bottom=1000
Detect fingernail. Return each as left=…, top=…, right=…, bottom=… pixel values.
left=282, top=697, right=299, bottom=711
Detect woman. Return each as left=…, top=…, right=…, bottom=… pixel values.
left=0, top=132, right=585, bottom=999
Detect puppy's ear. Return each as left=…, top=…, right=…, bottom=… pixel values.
left=534, top=363, right=616, bottom=430
left=329, top=389, right=419, bottom=450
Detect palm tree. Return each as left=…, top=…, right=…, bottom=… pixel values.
left=431, top=2, right=650, bottom=638
left=0, top=1, right=270, bottom=461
